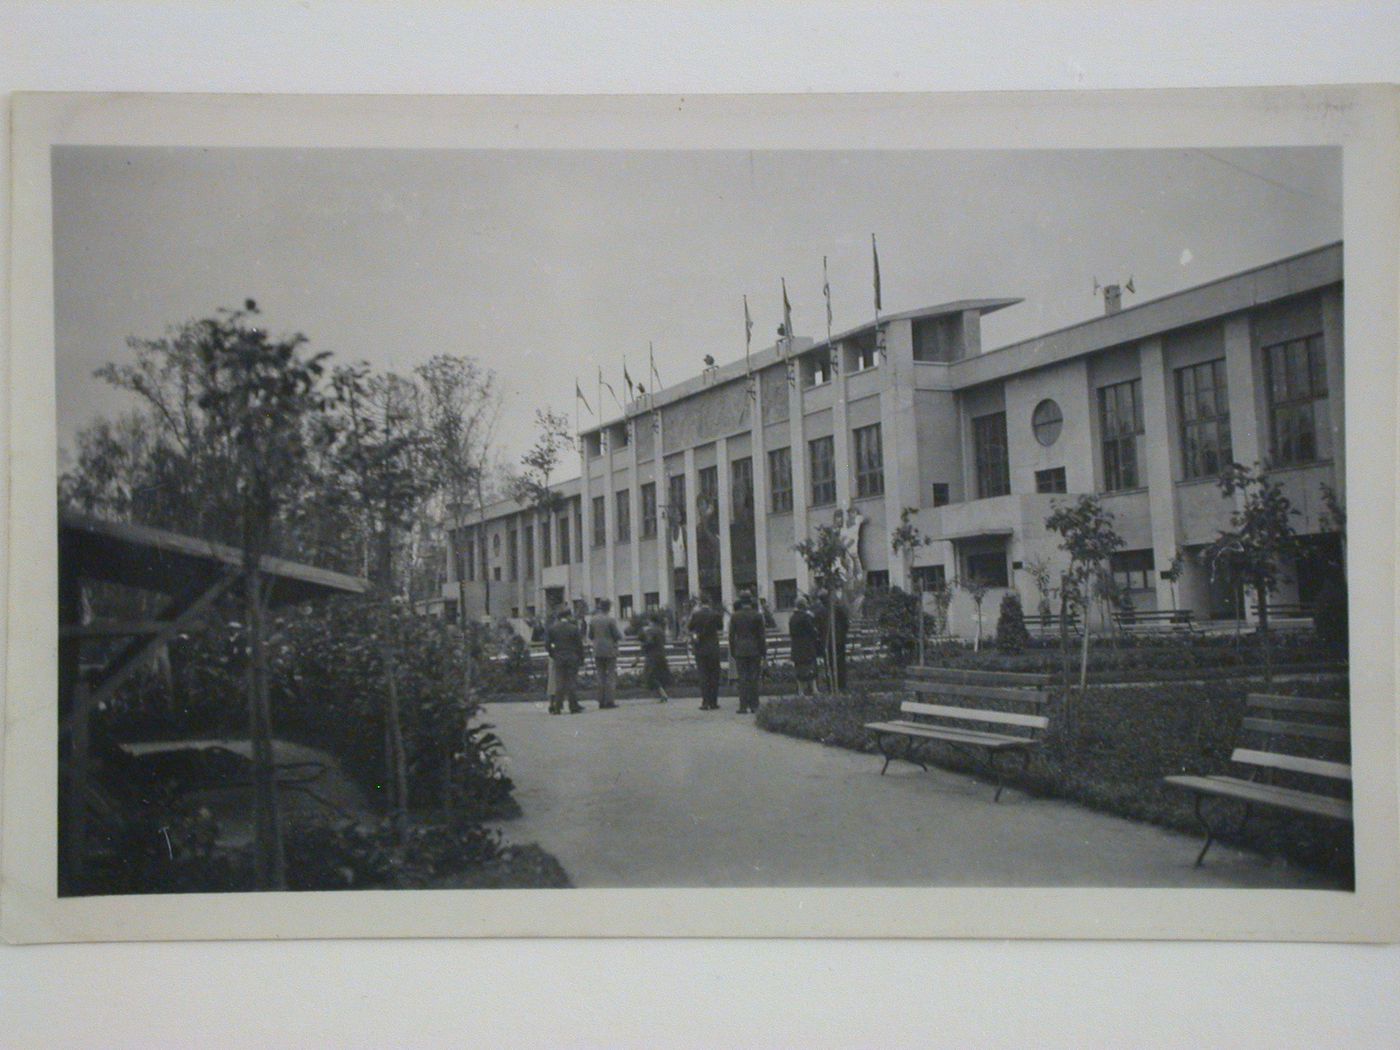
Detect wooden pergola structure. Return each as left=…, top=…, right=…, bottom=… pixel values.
left=58, top=511, right=368, bottom=894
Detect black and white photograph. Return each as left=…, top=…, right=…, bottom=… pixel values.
left=4, top=88, right=1398, bottom=944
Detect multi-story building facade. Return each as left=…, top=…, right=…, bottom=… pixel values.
left=445, top=242, right=1344, bottom=638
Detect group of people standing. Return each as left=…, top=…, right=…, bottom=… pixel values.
left=540, top=590, right=851, bottom=716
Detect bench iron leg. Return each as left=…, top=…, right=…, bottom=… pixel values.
left=1192, top=792, right=1216, bottom=867
left=906, top=737, right=927, bottom=772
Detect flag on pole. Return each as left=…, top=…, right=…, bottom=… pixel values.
left=872, top=234, right=882, bottom=312
left=575, top=379, right=593, bottom=416
left=600, top=369, right=624, bottom=412
left=623, top=362, right=635, bottom=400
left=781, top=278, right=794, bottom=340
left=823, top=256, right=833, bottom=329
left=742, top=295, right=757, bottom=403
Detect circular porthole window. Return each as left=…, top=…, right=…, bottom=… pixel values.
left=1032, top=399, right=1063, bottom=447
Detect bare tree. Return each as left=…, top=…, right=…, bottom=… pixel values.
left=415, top=355, right=503, bottom=620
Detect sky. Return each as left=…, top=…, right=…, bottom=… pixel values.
left=52, top=146, right=1341, bottom=474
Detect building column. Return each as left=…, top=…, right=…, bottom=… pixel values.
left=786, top=356, right=811, bottom=592
left=832, top=344, right=853, bottom=510
left=514, top=512, right=526, bottom=614
left=655, top=413, right=674, bottom=612
left=1139, top=337, right=1181, bottom=612
left=683, top=447, right=701, bottom=597
left=1321, top=285, right=1345, bottom=496
left=628, top=417, right=643, bottom=613
left=1223, top=314, right=1262, bottom=622
left=880, top=321, right=918, bottom=589
left=1224, top=315, right=1262, bottom=468
left=716, top=435, right=735, bottom=607
left=578, top=442, right=593, bottom=606
left=602, top=432, right=616, bottom=610
left=750, top=377, right=770, bottom=602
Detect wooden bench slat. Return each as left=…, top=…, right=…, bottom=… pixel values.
left=902, top=701, right=1049, bottom=730
left=1246, top=694, right=1350, bottom=718
left=905, top=680, right=1050, bottom=705
left=1229, top=748, right=1352, bottom=781
left=1240, top=718, right=1351, bottom=744
left=1164, top=775, right=1353, bottom=821
left=866, top=721, right=1035, bottom=750
left=905, top=666, right=1051, bottom=687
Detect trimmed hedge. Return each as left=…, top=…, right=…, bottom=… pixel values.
left=756, top=676, right=1353, bottom=880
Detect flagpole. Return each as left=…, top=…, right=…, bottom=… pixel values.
left=872, top=233, right=885, bottom=360
left=782, top=277, right=795, bottom=386
left=823, top=255, right=834, bottom=373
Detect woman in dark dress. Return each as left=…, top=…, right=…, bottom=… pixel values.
left=638, top=611, right=672, bottom=703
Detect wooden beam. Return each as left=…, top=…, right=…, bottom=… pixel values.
left=61, top=566, right=241, bottom=738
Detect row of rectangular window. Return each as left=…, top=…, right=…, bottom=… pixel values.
left=965, top=337, right=1328, bottom=502
left=471, top=336, right=1328, bottom=565
left=457, top=506, right=580, bottom=581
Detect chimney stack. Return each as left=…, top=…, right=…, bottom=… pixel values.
left=1103, top=284, right=1122, bottom=316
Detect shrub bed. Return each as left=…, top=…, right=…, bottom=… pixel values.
left=756, top=676, right=1352, bottom=880
left=83, top=808, right=570, bottom=894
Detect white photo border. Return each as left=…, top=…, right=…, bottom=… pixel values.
left=5, top=87, right=1397, bottom=943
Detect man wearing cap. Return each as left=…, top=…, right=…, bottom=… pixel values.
left=545, top=607, right=586, bottom=715
left=687, top=595, right=725, bottom=710
left=728, top=591, right=768, bottom=714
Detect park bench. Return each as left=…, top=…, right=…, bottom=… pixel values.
left=1163, top=692, right=1351, bottom=866
left=865, top=667, right=1054, bottom=802
left=1249, top=601, right=1315, bottom=621
left=1113, top=608, right=1196, bottom=635
left=1023, top=613, right=1080, bottom=638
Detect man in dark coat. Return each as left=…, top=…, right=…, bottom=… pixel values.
left=813, top=592, right=851, bottom=692
left=587, top=598, right=623, bottom=709
left=545, top=608, right=586, bottom=715
left=728, top=592, right=768, bottom=714
left=687, top=596, right=724, bottom=710
left=787, top=595, right=820, bottom=696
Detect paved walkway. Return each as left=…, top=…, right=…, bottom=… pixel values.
left=485, top=697, right=1344, bottom=889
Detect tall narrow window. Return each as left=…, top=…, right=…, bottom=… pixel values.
left=853, top=423, right=884, bottom=498
left=1099, top=379, right=1144, bottom=491
left=558, top=513, right=570, bottom=565
left=615, top=490, right=631, bottom=542
left=1264, top=333, right=1328, bottom=467
left=521, top=523, right=534, bottom=577
left=809, top=435, right=836, bottom=506
left=802, top=348, right=833, bottom=387
left=507, top=528, right=518, bottom=581
left=668, top=474, right=687, bottom=528
left=972, top=412, right=1010, bottom=499
left=852, top=335, right=878, bottom=372
left=730, top=457, right=754, bottom=523
left=540, top=519, right=552, bottom=568
left=774, top=579, right=798, bottom=611
left=592, top=495, right=607, bottom=548
left=462, top=528, right=476, bottom=580
left=1177, top=358, right=1233, bottom=479
left=768, top=447, right=793, bottom=513
left=640, top=482, right=657, bottom=538
left=697, top=466, right=719, bottom=528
